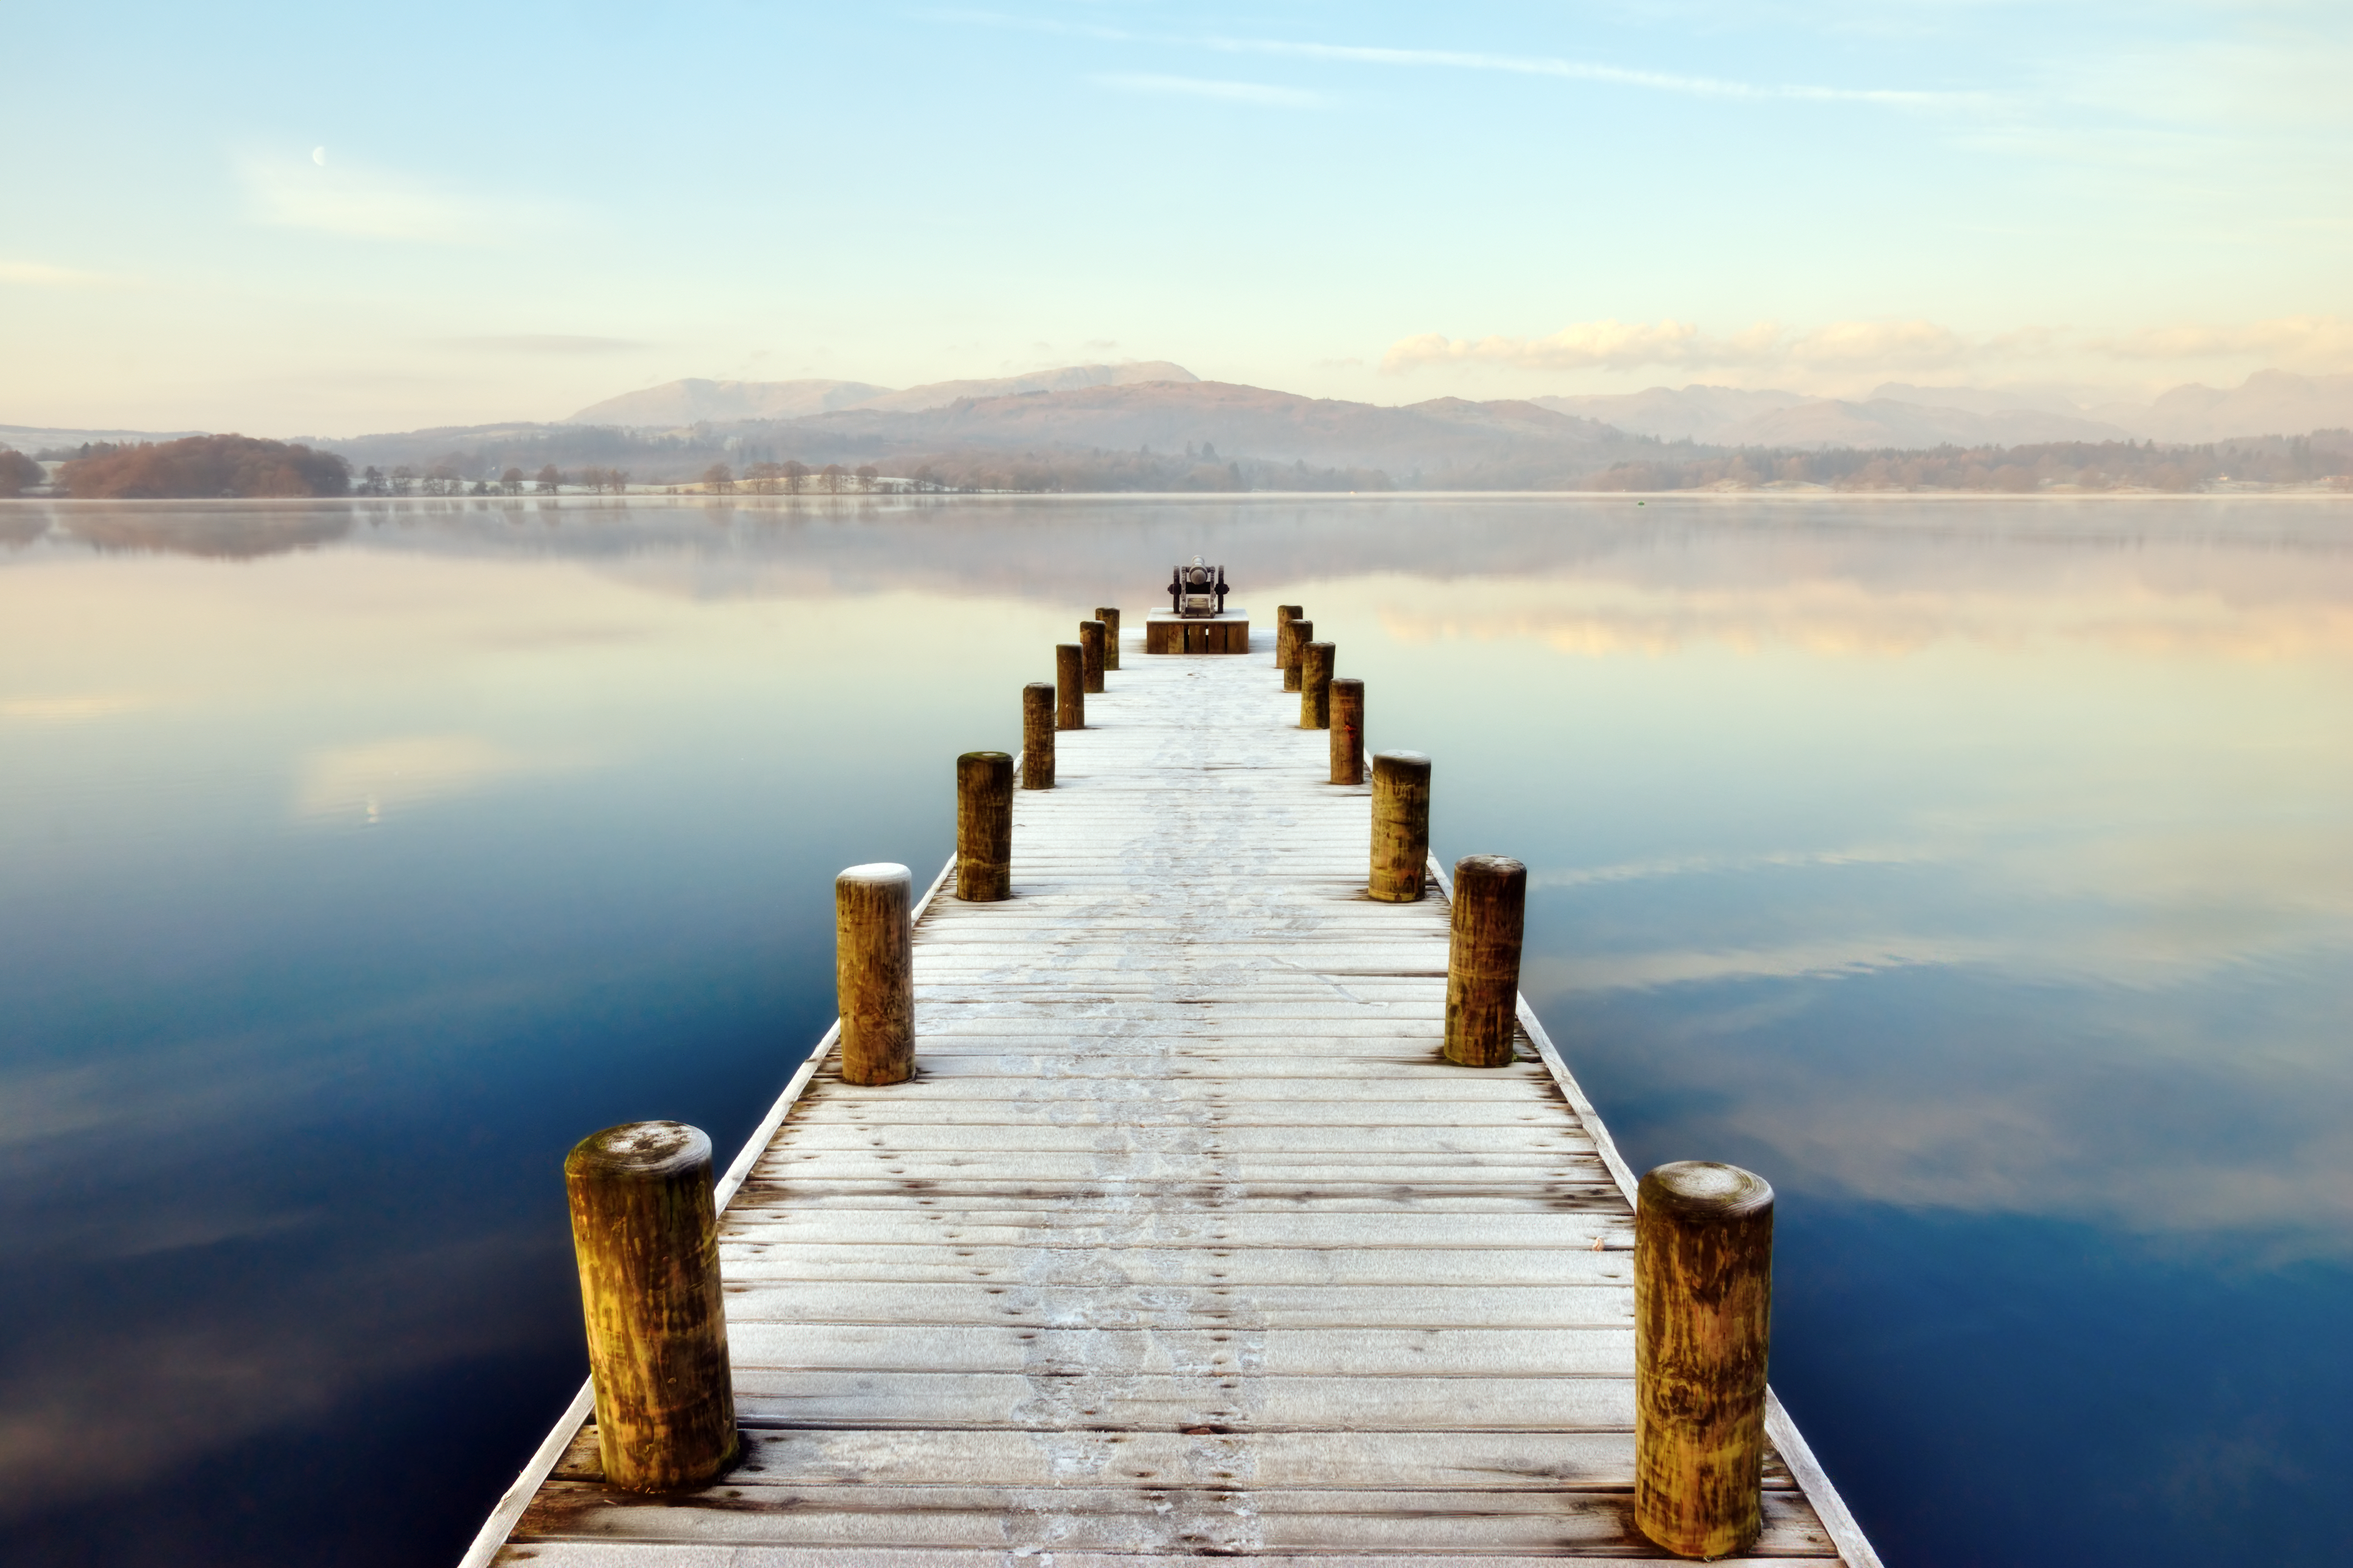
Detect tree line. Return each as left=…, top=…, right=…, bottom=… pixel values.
left=47, top=436, right=350, bottom=499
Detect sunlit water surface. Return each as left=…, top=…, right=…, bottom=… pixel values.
left=2, top=495, right=2349, bottom=1566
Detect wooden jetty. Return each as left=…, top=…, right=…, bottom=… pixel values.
left=464, top=617, right=1880, bottom=1566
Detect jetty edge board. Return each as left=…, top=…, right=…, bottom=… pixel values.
left=463, top=625, right=1880, bottom=1567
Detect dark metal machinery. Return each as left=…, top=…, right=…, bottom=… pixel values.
left=1167, top=557, right=1232, bottom=617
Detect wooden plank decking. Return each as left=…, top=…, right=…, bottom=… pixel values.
left=467, top=624, right=1879, bottom=1567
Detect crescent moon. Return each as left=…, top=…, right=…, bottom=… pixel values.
left=313, top=146, right=328, bottom=166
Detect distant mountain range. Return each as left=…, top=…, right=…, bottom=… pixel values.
left=568, top=362, right=1200, bottom=427
left=1536, top=370, right=2353, bottom=448
left=12, top=365, right=2353, bottom=493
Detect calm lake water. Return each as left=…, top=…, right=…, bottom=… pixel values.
left=2, top=494, right=2349, bottom=1566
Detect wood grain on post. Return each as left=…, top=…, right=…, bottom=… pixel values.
left=1635, top=1161, right=1775, bottom=1560
left=1094, top=607, right=1121, bottom=671
left=835, top=862, right=914, bottom=1085
left=1368, top=751, right=1431, bottom=902
left=1273, top=605, right=1303, bottom=668
left=1329, top=677, right=1364, bottom=785
left=956, top=751, right=1013, bottom=902
left=564, top=1121, right=737, bottom=1492
left=1020, top=682, right=1055, bottom=789
left=1279, top=618, right=1312, bottom=692
left=1079, top=619, right=1107, bottom=694
left=1299, top=642, right=1335, bottom=729
left=1444, top=855, right=1525, bottom=1067
left=1055, top=644, right=1084, bottom=730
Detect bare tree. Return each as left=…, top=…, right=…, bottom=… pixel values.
left=501, top=467, right=526, bottom=495
left=855, top=463, right=880, bottom=491
left=391, top=465, right=417, bottom=496
left=535, top=464, right=561, bottom=494
left=820, top=463, right=847, bottom=494
left=746, top=460, right=783, bottom=494
left=783, top=460, right=809, bottom=494
left=702, top=462, right=735, bottom=494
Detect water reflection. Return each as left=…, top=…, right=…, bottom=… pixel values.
left=1, top=496, right=2347, bottom=1567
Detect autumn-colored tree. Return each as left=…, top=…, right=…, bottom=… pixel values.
left=501, top=467, right=525, bottom=494
left=56, top=434, right=350, bottom=500
left=536, top=464, right=562, bottom=493
left=0, top=449, right=42, bottom=496
left=702, top=462, right=735, bottom=494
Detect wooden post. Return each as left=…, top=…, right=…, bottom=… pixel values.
left=1329, top=677, right=1364, bottom=785
left=1299, top=642, right=1335, bottom=729
left=1281, top=618, right=1312, bottom=692
left=1368, top=751, right=1430, bottom=902
left=1055, top=643, right=1084, bottom=730
left=564, top=1121, right=737, bottom=1492
left=1094, top=606, right=1121, bottom=671
left=1079, top=620, right=1106, bottom=694
left=1021, top=682, right=1055, bottom=789
left=835, top=862, right=914, bottom=1085
left=1444, top=855, right=1525, bottom=1067
left=1273, top=605, right=1303, bottom=669
left=1635, top=1161, right=1775, bottom=1560
left=956, top=751, right=1012, bottom=901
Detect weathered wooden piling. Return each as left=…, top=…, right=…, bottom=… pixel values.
left=1020, top=682, right=1055, bottom=789
left=1280, top=617, right=1312, bottom=692
left=955, top=751, right=1013, bottom=901
left=1368, top=750, right=1431, bottom=902
left=1273, top=603, right=1302, bottom=668
left=1636, top=1161, right=1776, bottom=1560
left=835, top=862, right=914, bottom=1085
left=1329, top=676, right=1364, bottom=785
left=1444, top=855, right=1525, bottom=1067
left=1094, top=607, right=1121, bottom=670
left=563, top=1121, right=737, bottom=1492
left=1079, top=619, right=1107, bottom=693
left=1300, top=642, right=1335, bottom=729
left=1055, top=643, right=1084, bottom=730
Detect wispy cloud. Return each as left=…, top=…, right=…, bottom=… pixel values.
left=1200, top=35, right=1971, bottom=108
left=437, top=334, right=649, bottom=355
left=1382, top=317, right=1982, bottom=376
left=0, top=260, right=129, bottom=290
left=238, top=154, right=555, bottom=244
left=2090, top=315, right=2353, bottom=367
left=1094, top=72, right=1324, bottom=107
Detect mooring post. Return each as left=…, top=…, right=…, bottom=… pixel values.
left=956, top=751, right=1013, bottom=901
left=1273, top=604, right=1302, bottom=669
left=1079, top=619, right=1107, bottom=693
left=1300, top=642, right=1335, bottom=729
left=564, top=1121, right=737, bottom=1492
left=1368, top=751, right=1431, bottom=902
left=1094, top=606, right=1121, bottom=671
left=1635, top=1161, right=1775, bottom=1560
left=1021, top=682, right=1055, bottom=789
left=1329, top=677, right=1364, bottom=785
left=1281, top=617, right=1313, bottom=692
left=835, top=862, right=914, bottom=1085
left=1444, top=855, right=1525, bottom=1066
left=1055, top=643, right=1084, bottom=729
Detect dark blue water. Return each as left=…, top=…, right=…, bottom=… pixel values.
left=2, top=496, right=2347, bottom=1566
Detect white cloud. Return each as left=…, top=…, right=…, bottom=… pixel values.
left=1381, top=316, right=1977, bottom=376
left=1093, top=72, right=1324, bottom=107
left=2090, top=314, right=2353, bottom=366
left=1201, top=35, right=1970, bottom=108
left=0, top=260, right=127, bottom=289
left=237, top=154, right=551, bottom=244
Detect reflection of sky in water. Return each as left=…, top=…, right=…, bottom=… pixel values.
left=1, top=496, right=2348, bottom=1566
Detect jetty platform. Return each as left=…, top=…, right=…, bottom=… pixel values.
left=464, top=623, right=1880, bottom=1566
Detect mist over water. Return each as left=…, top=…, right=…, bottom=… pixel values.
left=2, top=494, right=2348, bottom=1566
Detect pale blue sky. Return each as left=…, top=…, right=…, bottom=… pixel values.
left=4, top=1, right=2349, bottom=433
